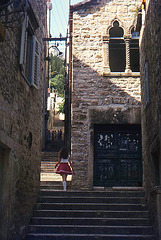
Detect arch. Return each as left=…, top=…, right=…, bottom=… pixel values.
left=106, top=18, right=125, bottom=36
left=129, top=25, right=135, bottom=35
left=109, top=20, right=124, bottom=37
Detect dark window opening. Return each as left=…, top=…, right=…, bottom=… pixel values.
left=130, top=28, right=140, bottom=72
left=130, top=39, right=140, bottom=72
left=109, top=21, right=125, bottom=72
left=109, top=39, right=126, bottom=72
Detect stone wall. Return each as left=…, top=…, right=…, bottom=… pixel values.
left=70, top=0, right=141, bottom=189
left=140, top=0, right=161, bottom=238
left=0, top=1, right=47, bottom=239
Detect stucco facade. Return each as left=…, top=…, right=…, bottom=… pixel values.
left=0, top=1, right=47, bottom=239
left=69, top=0, right=142, bottom=190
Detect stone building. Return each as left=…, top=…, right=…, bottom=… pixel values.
left=0, top=0, right=47, bottom=239
left=140, top=0, right=161, bottom=238
left=68, top=0, right=142, bottom=189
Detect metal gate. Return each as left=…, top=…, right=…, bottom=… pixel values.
left=94, top=124, right=142, bottom=187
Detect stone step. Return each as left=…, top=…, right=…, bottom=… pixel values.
left=26, top=190, right=155, bottom=240
left=41, top=161, right=57, bottom=173
left=41, top=155, right=58, bottom=159
left=41, top=156, right=57, bottom=159
left=40, top=182, right=72, bottom=191
left=26, top=233, right=154, bottom=240
left=33, top=209, right=149, bottom=218
left=40, top=181, right=62, bottom=186
left=28, top=225, right=153, bottom=235
left=41, top=162, right=56, bottom=165
left=40, top=186, right=63, bottom=191
left=40, top=173, right=72, bottom=184
left=41, top=162, right=56, bottom=167
left=40, top=196, right=145, bottom=204
left=40, top=169, right=56, bottom=173
left=41, top=152, right=58, bottom=156
left=41, top=160, right=57, bottom=163
left=40, top=181, right=62, bottom=187
left=38, top=195, right=147, bottom=205
left=30, top=217, right=152, bottom=226
left=36, top=202, right=147, bottom=211
left=39, top=190, right=145, bottom=198
left=41, top=152, right=58, bottom=161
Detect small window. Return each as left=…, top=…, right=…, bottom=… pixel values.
left=109, top=21, right=126, bottom=72
left=20, top=14, right=40, bottom=89
left=130, top=28, right=140, bottom=72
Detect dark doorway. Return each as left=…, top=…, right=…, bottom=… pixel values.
left=94, top=124, right=142, bottom=187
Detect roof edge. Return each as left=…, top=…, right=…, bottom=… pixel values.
left=71, top=0, right=97, bottom=10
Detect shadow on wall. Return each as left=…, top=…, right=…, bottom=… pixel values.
left=69, top=55, right=141, bottom=190
left=72, top=55, right=141, bottom=126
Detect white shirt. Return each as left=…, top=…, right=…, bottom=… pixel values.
left=60, top=155, right=70, bottom=163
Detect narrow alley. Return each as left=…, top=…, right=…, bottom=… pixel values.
left=0, top=0, right=161, bottom=240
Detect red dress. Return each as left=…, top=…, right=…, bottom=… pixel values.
left=56, top=156, right=73, bottom=175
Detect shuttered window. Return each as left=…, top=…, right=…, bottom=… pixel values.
left=20, top=14, right=40, bottom=89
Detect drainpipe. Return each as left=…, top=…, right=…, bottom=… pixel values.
left=68, top=5, right=73, bottom=151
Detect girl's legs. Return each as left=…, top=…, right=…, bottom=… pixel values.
left=61, top=173, right=67, bottom=191
left=61, top=173, right=67, bottom=181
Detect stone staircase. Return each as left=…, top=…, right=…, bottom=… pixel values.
left=44, top=139, right=63, bottom=152
left=26, top=188, right=155, bottom=240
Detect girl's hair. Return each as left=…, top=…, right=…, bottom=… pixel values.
left=60, top=147, right=68, bottom=159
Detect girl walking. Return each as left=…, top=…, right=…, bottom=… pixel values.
left=55, top=147, right=75, bottom=191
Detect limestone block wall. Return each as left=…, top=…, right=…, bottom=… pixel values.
left=70, top=0, right=141, bottom=189
left=0, top=1, right=47, bottom=239
left=140, top=0, right=161, bottom=237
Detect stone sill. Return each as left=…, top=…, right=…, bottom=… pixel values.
left=103, top=71, right=140, bottom=77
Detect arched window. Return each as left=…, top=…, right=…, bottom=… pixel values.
left=109, top=21, right=126, bottom=72
left=130, top=28, right=140, bottom=72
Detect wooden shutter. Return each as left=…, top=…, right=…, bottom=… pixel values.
left=20, top=14, right=28, bottom=72
left=31, top=36, right=41, bottom=89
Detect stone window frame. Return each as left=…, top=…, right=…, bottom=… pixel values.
left=103, top=19, right=140, bottom=77
left=20, top=12, right=40, bottom=89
